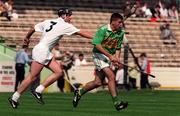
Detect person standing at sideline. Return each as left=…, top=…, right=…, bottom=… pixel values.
left=115, top=68, right=124, bottom=89
left=74, top=53, right=88, bottom=66
left=14, top=45, right=30, bottom=91
left=8, top=7, right=92, bottom=109
left=139, top=53, right=151, bottom=89
left=73, top=13, right=128, bottom=111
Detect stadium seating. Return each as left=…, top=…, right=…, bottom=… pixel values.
left=0, top=0, right=180, bottom=67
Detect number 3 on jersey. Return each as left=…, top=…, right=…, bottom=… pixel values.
left=46, top=21, right=57, bottom=32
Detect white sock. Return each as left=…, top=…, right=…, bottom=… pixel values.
left=35, top=85, right=45, bottom=93
left=12, top=92, right=20, bottom=102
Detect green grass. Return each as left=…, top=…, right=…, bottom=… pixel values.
left=1, top=90, right=180, bottom=116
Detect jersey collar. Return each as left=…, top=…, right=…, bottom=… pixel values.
left=58, top=17, right=64, bottom=21
left=107, top=24, right=118, bottom=33
left=107, top=24, right=112, bottom=31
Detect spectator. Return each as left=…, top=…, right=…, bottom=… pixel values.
left=123, top=1, right=131, bottom=18
left=115, top=68, right=124, bottom=90
left=74, top=53, right=88, bottom=66
left=160, top=21, right=176, bottom=44
left=11, top=10, right=18, bottom=20
left=159, top=1, right=168, bottom=19
left=0, top=0, right=5, bottom=13
left=134, top=0, right=143, bottom=17
left=168, top=5, right=179, bottom=22
left=128, top=59, right=138, bottom=89
left=14, top=45, right=30, bottom=91
left=0, top=0, right=11, bottom=21
left=141, top=3, right=152, bottom=18
left=4, top=0, right=13, bottom=20
left=150, top=4, right=161, bottom=18
left=139, top=53, right=151, bottom=89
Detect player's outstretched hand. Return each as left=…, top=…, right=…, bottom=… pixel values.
left=109, top=55, right=118, bottom=63
left=112, top=62, right=123, bottom=69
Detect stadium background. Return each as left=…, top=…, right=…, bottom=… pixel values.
left=0, top=0, right=180, bottom=92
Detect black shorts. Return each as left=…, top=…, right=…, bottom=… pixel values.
left=95, top=69, right=106, bottom=81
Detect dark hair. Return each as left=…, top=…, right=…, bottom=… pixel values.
left=22, top=45, right=28, bottom=49
left=55, top=43, right=59, bottom=46
left=110, top=13, right=123, bottom=23
left=155, top=4, right=160, bottom=8
left=140, top=53, right=147, bottom=57
left=58, top=8, right=72, bottom=17
left=79, top=53, right=84, bottom=57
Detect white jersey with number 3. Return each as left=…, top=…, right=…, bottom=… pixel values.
left=32, top=17, right=80, bottom=65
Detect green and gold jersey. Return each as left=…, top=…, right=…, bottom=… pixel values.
left=92, top=24, right=124, bottom=55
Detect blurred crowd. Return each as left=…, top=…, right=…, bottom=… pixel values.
left=124, top=0, right=179, bottom=22
left=0, top=0, right=18, bottom=21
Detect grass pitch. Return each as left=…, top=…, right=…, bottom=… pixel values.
left=1, top=90, right=180, bottom=116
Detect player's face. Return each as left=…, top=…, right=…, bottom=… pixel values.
left=113, top=19, right=123, bottom=31
left=64, top=15, right=72, bottom=23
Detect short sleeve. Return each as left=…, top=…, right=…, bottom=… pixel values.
left=64, top=24, right=80, bottom=35
left=34, top=20, right=46, bottom=32
left=92, top=27, right=106, bottom=45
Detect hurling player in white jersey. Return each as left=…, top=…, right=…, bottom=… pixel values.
left=8, top=8, right=92, bottom=109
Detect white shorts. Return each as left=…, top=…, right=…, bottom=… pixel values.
left=92, top=52, right=111, bottom=70
left=32, top=44, right=53, bottom=65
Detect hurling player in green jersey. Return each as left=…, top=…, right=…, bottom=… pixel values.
left=73, top=13, right=128, bottom=111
